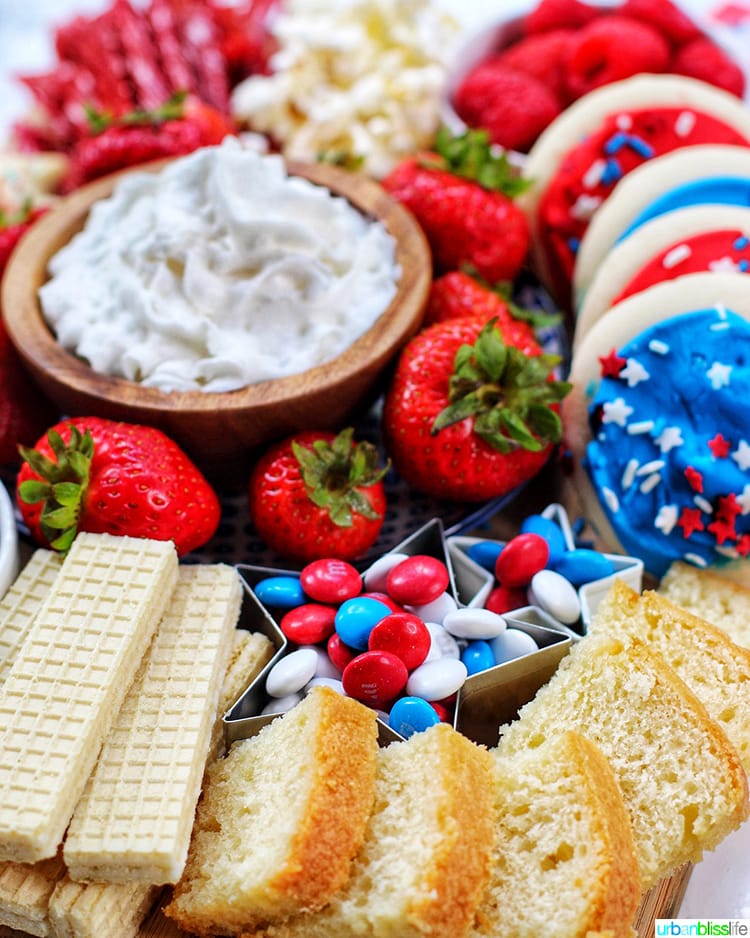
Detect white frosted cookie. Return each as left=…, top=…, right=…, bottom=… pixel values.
left=516, top=75, right=750, bottom=305
left=574, top=144, right=750, bottom=303
left=575, top=204, right=750, bottom=348
left=562, top=272, right=750, bottom=584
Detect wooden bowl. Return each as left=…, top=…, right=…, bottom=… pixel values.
left=1, top=158, right=431, bottom=483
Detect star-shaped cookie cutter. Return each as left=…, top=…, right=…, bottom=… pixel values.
left=222, top=516, right=576, bottom=750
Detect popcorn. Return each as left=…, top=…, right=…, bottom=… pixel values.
left=231, top=0, right=460, bottom=178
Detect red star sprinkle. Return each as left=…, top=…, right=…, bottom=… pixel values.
left=736, top=534, right=750, bottom=557
left=677, top=507, right=705, bottom=538
left=684, top=466, right=703, bottom=492
left=708, top=517, right=737, bottom=545
left=709, top=433, right=732, bottom=458
left=598, top=348, right=627, bottom=378
left=717, top=492, right=742, bottom=523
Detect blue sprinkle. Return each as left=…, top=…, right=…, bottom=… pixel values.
left=626, top=135, right=655, bottom=158
left=601, top=158, right=623, bottom=185
left=568, top=237, right=580, bottom=255
left=604, top=132, right=628, bottom=154
left=740, top=259, right=749, bottom=272
left=734, top=235, right=749, bottom=250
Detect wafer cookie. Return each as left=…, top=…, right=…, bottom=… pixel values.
left=64, top=564, right=242, bottom=884
left=48, top=874, right=161, bottom=938
left=208, top=629, right=275, bottom=763
left=0, top=550, right=62, bottom=685
left=0, top=853, right=66, bottom=936
left=0, top=533, right=179, bottom=864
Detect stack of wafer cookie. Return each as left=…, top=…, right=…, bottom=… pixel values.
left=0, top=533, right=274, bottom=938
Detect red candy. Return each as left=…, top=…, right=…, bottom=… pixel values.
left=386, top=555, right=450, bottom=606
left=368, top=612, right=431, bottom=671
left=327, top=632, right=357, bottom=672
left=280, top=603, right=337, bottom=645
left=342, top=650, right=409, bottom=708
left=429, top=700, right=453, bottom=723
left=485, top=584, right=529, bottom=615
left=360, top=591, right=405, bottom=614
left=300, top=558, right=362, bottom=604
left=495, top=533, right=550, bottom=588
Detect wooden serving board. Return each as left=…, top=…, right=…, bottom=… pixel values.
left=134, top=866, right=694, bottom=937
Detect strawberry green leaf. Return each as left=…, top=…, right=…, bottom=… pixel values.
left=434, top=127, right=531, bottom=197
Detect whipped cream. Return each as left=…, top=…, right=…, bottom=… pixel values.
left=39, top=140, right=400, bottom=393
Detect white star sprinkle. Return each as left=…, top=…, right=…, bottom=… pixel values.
left=655, top=505, right=679, bottom=535
left=708, top=256, right=739, bottom=273
left=706, top=361, right=732, bottom=389
left=732, top=439, right=750, bottom=471
left=655, top=426, right=684, bottom=452
left=620, top=358, right=650, bottom=387
left=738, top=484, right=750, bottom=515
left=601, top=398, right=634, bottom=426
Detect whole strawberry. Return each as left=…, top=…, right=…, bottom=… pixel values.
left=382, top=129, right=531, bottom=283
left=65, top=92, right=236, bottom=189
left=17, top=417, right=220, bottom=556
left=248, top=427, right=388, bottom=564
left=382, top=316, right=571, bottom=502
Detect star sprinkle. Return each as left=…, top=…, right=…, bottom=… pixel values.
left=736, top=534, right=750, bottom=557
left=707, top=517, right=737, bottom=545
left=655, top=505, right=679, bottom=536
left=684, top=466, right=703, bottom=492
left=654, top=426, right=684, bottom=453
left=706, top=361, right=732, bottom=389
left=738, top=484, right=750, bottom=515
left=677, top=507, right=705, bottom=538
left=598, top=348, right=627, bottom=378
left=601, top=398, right=633, bottom=427
left=708, top=256, right=740, bottom=273
left=732, top=439, right=750, bottom=471
left=709, top=433, right=732, bottom=458
left=717, top=492, right=742, bottom=524
left=620, top=358, right=650, bottom=387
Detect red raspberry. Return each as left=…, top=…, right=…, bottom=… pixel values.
left=494, top=29, right=575, bottom=103
left=619, top=0, right=703, bottom=46
left=562, top=15, right=670, bottom=101
left=523, top=0, right=599, bottom=33
left=670, top=37, right=746, bottom=98
left=453, top=63, right=561, bottom=153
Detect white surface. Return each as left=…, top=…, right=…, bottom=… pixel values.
left=1, top=0, right=750, bottom=922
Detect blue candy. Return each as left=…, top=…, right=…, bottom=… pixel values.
left=519, top=515, right=567, bottom=564
left=254, top=575, right=305, bottom=609
left=334, top=596, right=391, bottom=650
left=388, top=696, right=441, bottom=738
left=466, top=540, right=504, bottom=572
left=461, top=640, right=496, bottom=675
left=551, top=548, right=615, bottom=587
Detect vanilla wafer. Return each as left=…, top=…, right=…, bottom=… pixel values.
left=64, top=564, right=242, bottom=884
left=48, top=874, right=161, bottom=938
left=0, top=550, right=62, bottom=685
left=208, top=629, right=274, bottom=763
left=0, top=533, right=179, bottom=864
left=0, top=853, right=66, bottom=937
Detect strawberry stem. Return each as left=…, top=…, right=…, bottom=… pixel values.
left=292, top=428, right=389, bottom=528
left=85, top=90, right=188, bottom=135
left=18, top=426, right=93, bottom=551
left=428, top=127, right=531, bottom=198
left=431, top=318, right=572, bottom=453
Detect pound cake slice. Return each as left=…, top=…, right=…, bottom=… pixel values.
left=64, top=563, right=242, bottom=884
left=165, top=686, right=379, bottom=936
left=659, top=561, right=750, bottom=649
left=497, top=632, right=748, bottom=890
left=252, top=722, right=495, bottom=938
left=470, top=731, right=640, bottom=938
left=590, top=580, right=750, bottom=771
left=0, top=533, right=178, bottom=864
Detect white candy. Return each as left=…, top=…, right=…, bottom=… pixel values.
left=529, top=569, right=582, bottom=625
left=407, top=591, right=457, bottom=625
left=304, top=677, right=346, bottom=695
left=490, top=628, right=539, bottom=664
left=442, top=607, right=507, bottom=640
left=299, top=643, right=342, bottom=679
left=261, top=692, right=302, bottom=715
left=406, top=658, right=468, bottom=701
left=362, top=552, right=409, bottom=593
left=424, top=622, right=461, bottom=661
left=265, top=647, right=319, bottom=697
